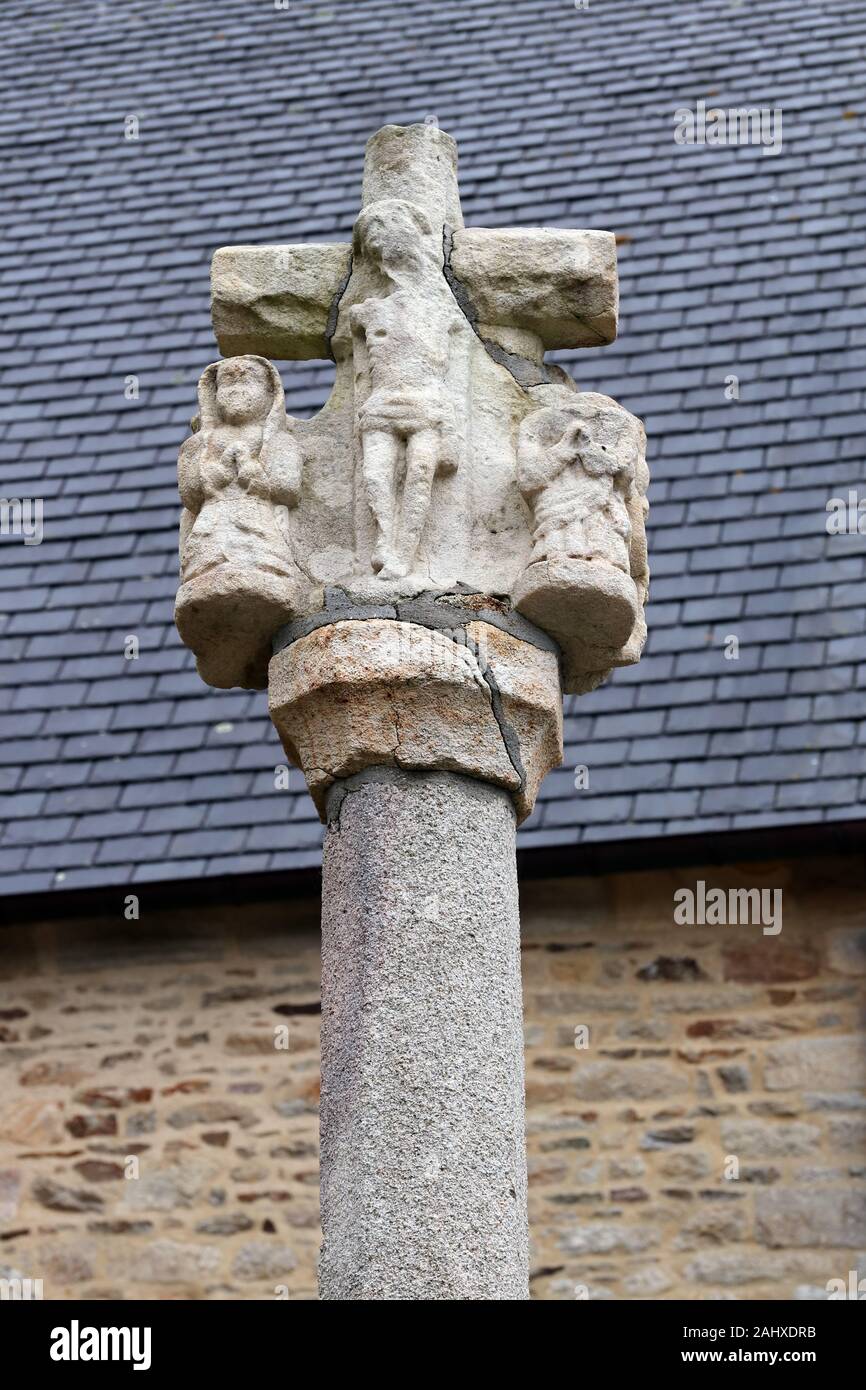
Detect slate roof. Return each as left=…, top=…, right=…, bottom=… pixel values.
left=1, top=0, right=865, bottom=899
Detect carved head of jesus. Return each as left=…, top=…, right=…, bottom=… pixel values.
left=354, top=197, right=440, bottom=275
left=215, top=356, right=274, bottom=425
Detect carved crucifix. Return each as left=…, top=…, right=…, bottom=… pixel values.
left=174, top=124, right=649, bottom=1301
left=190, top=122, right=647, bottom=691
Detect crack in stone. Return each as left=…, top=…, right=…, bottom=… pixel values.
left=442, top=225, right=554, bottom=389
left=461, top=629, right=526, bottom=794
left=287, top=607, right=545, bottom=824
left=477, top=336, right=552, bottom=388
left=442, top=225, right=479, bottom=330
left=320, top=623, right=526, bottom=828
left=324, top=251, right=354, bottom=360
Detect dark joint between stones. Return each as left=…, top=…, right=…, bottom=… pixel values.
left=272, top=591, right=560, bottom=660
left=324, top=251, right=354, bottom=360
left=479, top=336, right=552, bottom=388
left=442, top=224, right=479, bottom=332
left=442, top=224, right=553, bottom=389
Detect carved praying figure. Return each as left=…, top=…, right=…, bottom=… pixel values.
left=518, top=392, right=641, bottom=573
left=512, top=390, right=648, bottom=688
left=348, top=198, right=467, bottom=580
left=175, top=354, right=306, bottom=689
left=178, top=354, right=301, bottom=577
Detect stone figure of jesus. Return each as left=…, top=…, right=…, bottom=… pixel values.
left=349, top=198, right=466, bottom=580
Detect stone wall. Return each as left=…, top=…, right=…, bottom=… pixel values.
left=0, top=900, right=323, bottom=1300
left=1, top=852, right=864, bottom=1300
left=522, top=854, right=866, bottom=1300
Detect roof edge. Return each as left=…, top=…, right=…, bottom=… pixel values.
left=1, top=819, right=864, bottom=926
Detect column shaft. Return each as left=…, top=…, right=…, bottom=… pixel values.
left=318, top=769, right=529, bottom=1301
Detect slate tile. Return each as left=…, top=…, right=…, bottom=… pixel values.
left=2, top=0, right=865, bottom=895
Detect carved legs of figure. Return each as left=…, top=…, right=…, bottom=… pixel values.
left=361, top=426, right=442, bottom=581
left=387, top=427, right=440, bottom=579
left=361, top=429, right=400, bottom=574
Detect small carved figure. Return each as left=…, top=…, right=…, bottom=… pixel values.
left=349, top=198, right=466, bottom=580
left=178, top=355, right=302, bottom=582
left=517, top=396, right=642, bottom=575
left=175, top=355, right=306, bottom=689
left=512, top=391, right=648, bottom=688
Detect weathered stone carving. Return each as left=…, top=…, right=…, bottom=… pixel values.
left=203, top=126, right=627, bottom=619
left=447, top=226, right=618, bottom=356
left=269, top=615, right=562, bottom=823
left=512, top=389, right=649, bottom=692
left=349, top=199, right=467, bottom=580
left=177, top=122, right=650, bottom=704
left=175, top=355, right=307, bottom=689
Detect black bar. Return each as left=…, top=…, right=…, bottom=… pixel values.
left=4, top=1296, right=861, bottom=1374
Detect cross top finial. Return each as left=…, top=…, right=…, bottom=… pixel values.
left=362, top=123, right=463, bottom=229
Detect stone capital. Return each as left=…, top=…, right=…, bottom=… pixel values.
left=268, top=607, right=562, bottom=823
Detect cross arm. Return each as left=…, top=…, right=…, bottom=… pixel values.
left=211, top=242, right=352, bottom=360
left=448, top=227, right=618, bottom=349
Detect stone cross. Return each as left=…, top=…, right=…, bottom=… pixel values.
left=174, top=123, right=649, bottom=1300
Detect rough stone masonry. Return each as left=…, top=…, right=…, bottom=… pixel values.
left=173, top=122, right=650, bottom=1300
